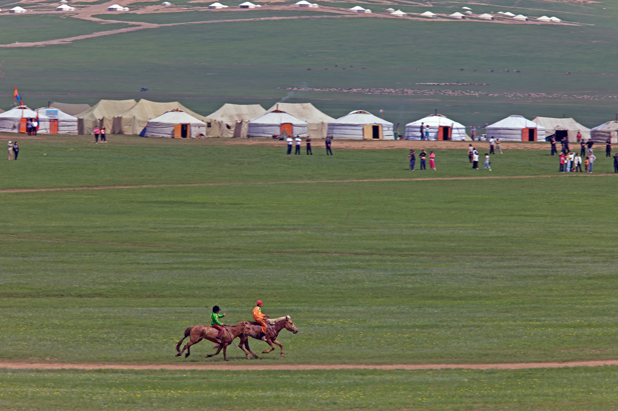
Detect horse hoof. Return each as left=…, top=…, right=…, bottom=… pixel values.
left=175, top=353, right=181, bottom=357
left=185, top=354, right=190, bottom=358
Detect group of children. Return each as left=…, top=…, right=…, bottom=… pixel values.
left=559, top=151, right=596, bottom=173
left=210, top=300, right=270, bottom=343
left=408, top=149, right=436, bottom=171
left=93, top=127, right=107, bottom=143
left=468, top=144, right=492, bottom=171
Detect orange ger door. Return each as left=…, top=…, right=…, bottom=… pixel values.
left=174, top=124, right=182, bottom=138
left=19, top=118, right=27, bottom=133
left=280, top=123, right=293, bottom=136
left=50, top=119, right=59, bottom=134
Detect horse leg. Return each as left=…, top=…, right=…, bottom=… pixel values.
left=243, top=339, right=260, bottom=359
left=223, top=344, right=228, bottom=361
left=273, top=339, right=284, bottom=358
left=177, top=340, right=194, bottom=358
left=261, top=339, right=276, bottom=354
left=175, top=326, right=193, bottom=354
left=206, top=343, right=223, bottom=358
left=236, top=337, right=252, bottom=359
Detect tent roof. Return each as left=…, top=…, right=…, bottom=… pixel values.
left=406, top=114, right=465, bottom=128
left=420, top=11, right=436, bottom=17
left=450, top=12, right=464, bottom=17
left=332, top=110, right=393, bottom=126
left=591, top=120, right=618, bottom=132
left=532, top=117, right=589, bottom=132
left=148, top=110, right=206, bottom=125
left=0, top=106, right=49, bottom=119
left=11, top=6, right=26, bottom=11
left=250, top=110, right=307, bottom=126
left=116, top=99, right=207, bottom=122
left=51, top=102, right=91, bottom=116
left=487, top=115, right=544, bottom=130
left=391, top=10, right=406, bottom=16
left=207, top=103, right=266, bottom=122
left=349, top=6, right=365, bottom=11
left=267, top=102, right=334, bottom=124
left=76, top=99, right=137, bottom=120
left=36, top=107, right=77, bottom=120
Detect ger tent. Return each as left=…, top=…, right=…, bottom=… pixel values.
left=0, top=106, right=50, bottom=134
left=391, top=9, right=407, bottom=17
left=206, top=103, right=266, bottom=138
left=590, top=121, right=618, bottom=143
left=10, top=6, right=26, bottom=13
left=36, top=107, right=78, bottom=134
left=532, top=117, right=590, bottom=142
left=248, top=110, right=307, bottom=138
left=144, top=110, right=206, bottom=138
left=267, top=103, right=334, bottom=139
left=51, top=102, right=91, bottom=116
left=405, top=114, right=467, bottom=141
left=486, top=115, right=545, bottom=141
left=76, top=99, right=137, bottom=135
left=112, top=99, right=207, bottom=135
left=327, top=110, right=394, bottom=140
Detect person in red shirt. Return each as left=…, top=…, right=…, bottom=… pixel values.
left=253, top=300, right=270, bottom=341
left=559, top=153, right=566, bottom=172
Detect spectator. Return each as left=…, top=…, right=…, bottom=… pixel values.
left=94, top=126, right=100, bottom=144
left=580, top=140, right=586, bottom=157
left=419, top=150, right=427, bottom=170
left=496, top=138, right=503, bottom=155
left=483, top=153, right=491, bottom=171
left=408, top=150, right=415, bottom=171
left=573, top=153, right=582, bottom=172
left=468, top=144, right=474, bottom=163
left=606, top=138, right=612, bottom=158
left=588, top=153, right=596, bottom=173
left=489, top=137, right=495, bottom=155
left=429, top=150, right=436, bottom=171
left=325, top=137, right=333, bottom=156
left=614, top=152, right=618, bottom=173
left=550, top=137, right=557, bottom=156
left=100, top=127, right=107, bottom=143
left=286, top=135, right=293, bottom=155
left=472, top=148, right=479, bottom=170
left=294, top=136, right=301, bottom=155
left=559, top=152, right=566, bottom=172
left=13, top=141, right=19, bottom=160
left=7, top=140, right=14, bottom=161
left=306, top=137, right=312, bottom=155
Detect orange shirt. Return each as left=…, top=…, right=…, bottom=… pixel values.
left=253, top=306, right=265, bottom=322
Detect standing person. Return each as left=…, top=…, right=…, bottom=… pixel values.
left=565, top=152, right=572, bottom=173
left=559, top=152, right=566, bottom=172
left=294, top=136, right=301, bottom=155
left=429, top=150, right=436, bottom=170
left=100, top=127, right=107, bottom=143
left=584, top=156, right=589, bottom=173
left=563, top=137, right=570, bottom=153
left=483, top=153, right=491, bottom=171
left=560, top=137, right=566, bottom=154
left=550, top=137, right=557, bottom=156
left=588, top=152, right=596, bottom=173
left=495, top=138, right=503, bottom=154
left=471, top=125, right=477, bottom=141
left=586, top=139, right=593, bottom=155
left=12, top=141, right=19, bottom=160
left=31, top=118, right=38, bottom=136
left=424, top=126, right=430, bottom=141
left=408, top=150, right=416, bottom=171
left=574, top=153, right=582, bottom=172
left=472, top=149, right=479, bottom=170
left=286, top=135, right=293, bottom=155
left=606, top=138, right=612, bottom=158
left=580, top=140, right=586, bottom=157
left=468, top=144, right=474, bottom=163
left=489, top=137, right=495, bottom=155
left=306, top=137, right=312, bottom=155
left=94, top=126, right=100, bottom=144
left=253, top=300, right=270, bottom=341
left=7, top=141, right=14, bottom=161
left=419, top=149, right=427, bottom=170
left=26, top=118, right=32, bottom=136
left=325, top=137, right=333, bottom=155
left=576, top=131, right=582, bottom=142
left=420, top=123, right=425, bottom=140
left=614, top=152, right=618, bottom=173
left=210, top=305, right=226, bottom=343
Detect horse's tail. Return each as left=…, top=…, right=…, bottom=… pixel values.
left=176, top=326, right=193, bottom=353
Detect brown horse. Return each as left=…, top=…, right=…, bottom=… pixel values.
left=241, top=315, right=298, bottom=358
left=175, top=321, right=257, bottom=361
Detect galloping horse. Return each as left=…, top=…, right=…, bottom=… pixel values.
left=175, top=321, right=256, bottom=361
left=241, top=316, right=298, bottom=358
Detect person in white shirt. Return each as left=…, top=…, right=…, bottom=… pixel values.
left=294, top=136, right=302, bottom=155
left=472, top=149, right=479, bottom=170
left=8, top=141, right=14, bottom=161
left=467, top=144, right=474, bottom=163
left=489, top=137, right=495, bottom=155
left=286, top=136, right=293, bottom=155
left=483, top=153, right=491, bottom=171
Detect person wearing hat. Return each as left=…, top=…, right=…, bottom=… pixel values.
left=8, top=141, right=14, bottom=161
left=210, top=305, right=226, bottom=343
left=253, top=300, right=270, bottom=341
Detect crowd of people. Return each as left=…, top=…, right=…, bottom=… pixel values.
left=408, top=149, right=437, bottom=171
left=285, top=135, right=331, bottom=155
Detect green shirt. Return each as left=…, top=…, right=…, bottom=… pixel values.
left=211, top=312, right=225, bottom=326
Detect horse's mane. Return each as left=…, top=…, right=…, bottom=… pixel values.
left=266, top=315, right=291, bottom=325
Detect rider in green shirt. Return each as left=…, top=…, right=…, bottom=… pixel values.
left=210, top=305, right=226, bottom=343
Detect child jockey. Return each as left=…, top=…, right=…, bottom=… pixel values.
left=253, top=300, right=270, bottom=341
left=210, top=305, right=226, bottom=343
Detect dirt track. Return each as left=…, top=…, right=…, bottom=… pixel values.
left=2, top=360, right=618, bottom=371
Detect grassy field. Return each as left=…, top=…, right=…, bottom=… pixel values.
left=2, top=367, right=618, bottom=410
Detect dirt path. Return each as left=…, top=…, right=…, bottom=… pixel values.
left=0, top=174, right=613, bottom=195
left=1, top=360, right=618, bottom=371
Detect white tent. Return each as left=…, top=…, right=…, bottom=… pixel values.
left=405, top=114, right=467, bottom=141
left=60, top=0, right=68, bottom=3
left=268, top=102, right=334, bottom=139
left=107, top=4, right=125, bottom=10
left=364, top=9, right=372, bottom=13
left=391, top=9, right=406, bottom=17
left=590, top=121, right=618, bottom=143
left=349, top=6, right=365, bottom=12
left=513, top=14, right=528, bottom=21
left=56, top=4, right=75, bottom=10
left=37, top=107, right=78, bottom=134
left=162, top=2, right=171, bottom=6
left=549, top=16, right=561, bottom=23
left=238, top=1, right=256, bottom=8
left=206, top=103, right=266, bottom=138
left=420, top=11, right=436, bottom=18
left=532, top=117, right=590, bottom=142
left=327, top=110, right=394, bottom=140
left=464, top=10, right=472, bottom=14
left=462, top=6, right=471, bottom=10
left=536, top=16, right=551, bottom=22
left=486, top=115, right=545, bottom=141
left=144, top=110, right=206, bottom=139
left=295, top=0, right=311, bottom=7
left=478, top=13, right=493, bottom=20
left=10, top=6, right=26, bottom=13
left=449, top=12, right=465, bottom=19
left=208, top=2, right=228, bottom=8
left=247, top=110, right=307, bottom=138
left=385, top=8, right=394, bottom=12
left=503, top=11, right=515, bottom=17
left=0, top=106, right=50, bottom=134
left=310, top=4, right=318, bottom=8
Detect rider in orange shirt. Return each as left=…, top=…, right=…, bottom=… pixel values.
left=253, top=300, right=270, bottom=341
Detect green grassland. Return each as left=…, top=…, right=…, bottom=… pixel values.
left=1, top=137, right=618, bottom=367
left=2, top=367, right=618, bottom=410
left=1, top=0, right=617, bottom=127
